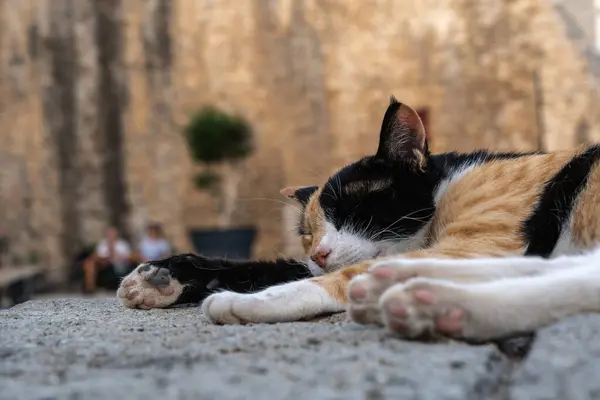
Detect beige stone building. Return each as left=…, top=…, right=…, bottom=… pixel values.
left=1, top=0, right=600, bottom=283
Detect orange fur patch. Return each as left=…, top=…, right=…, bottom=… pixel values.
left=571, top=161, right=600, bottom=248
left=302, top=187, right=326, bottom=255
left=428, top=151, right=575, bottom=256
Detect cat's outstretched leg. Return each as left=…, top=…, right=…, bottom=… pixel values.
left=347, top=253, right=590, bottom=325
left=200, top=249, right=597, bottom=326
left=117, top=254, right=312, bottom=309
left=201, top=249, right=574, bottom=324
left=366, top=260, right=600, bottom=341
left=202, top=264, right=368, bottom=323
left=202, top=280, right=345, bottom=324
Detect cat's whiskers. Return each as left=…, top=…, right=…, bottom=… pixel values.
left=397, top=215, right=434, bottom=223
left=343, top=216, right=373, bottom=239
left=370, top=230, right=407, bottom=242
left=302, top=167, right=329, bottom=182
left=336, top=175, right=343, bottom=200
left=374, top=235, right=410, bottom=245
left=361, top=216, right=374, bottom=238
left=323, top=181, right=339, bottom=201
left=239, top=197, right=303, bottom=214
left=371, top=207, right=435, bottom=240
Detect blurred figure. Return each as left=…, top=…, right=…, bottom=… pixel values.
left=82, top=226, right=134, bottom=293
left=138, top=223, right=172, bottom=262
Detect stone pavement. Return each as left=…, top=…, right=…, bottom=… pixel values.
left=1, top=298, right=600, bottom=400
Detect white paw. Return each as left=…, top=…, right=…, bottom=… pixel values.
left=202, top=280, right=343, bottom=325
left=346, top=259, right=425, bottom=325
left=378, top=278, right=472, bottom=339
left=201, top=291, right=262, bottom=324
left=346, top=274, right=387, bottom=325
left=117, top=262, right=184, bottom=309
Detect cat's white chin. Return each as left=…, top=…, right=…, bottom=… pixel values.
left=306, top=259, right=326, bottom=276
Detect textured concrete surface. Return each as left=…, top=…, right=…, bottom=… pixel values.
left=1, top=299, right=599, bottom=400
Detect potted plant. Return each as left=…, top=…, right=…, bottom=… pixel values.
left=184, top=106, right=257, bottom=259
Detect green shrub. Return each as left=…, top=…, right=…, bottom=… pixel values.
left=185, top=106, right=253, bottom=166
left=184, top=107, right=254, bottom=196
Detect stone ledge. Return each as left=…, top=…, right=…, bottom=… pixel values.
left=0, top=299, right=597, bottom=399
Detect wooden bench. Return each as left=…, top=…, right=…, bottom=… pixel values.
left=0, top=265, right=43, bottom=307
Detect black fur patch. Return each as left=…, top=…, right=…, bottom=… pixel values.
left=293, top=186, right=318, bottom=206
left=316, top=150, right=539, bottom=242
left=319, top=155, right=438, bottom=240
left=147, top=254, right=313, bottom=305
left=429, top=150, right=541, bottom=172
left=523, top=145, right=600, bottom=257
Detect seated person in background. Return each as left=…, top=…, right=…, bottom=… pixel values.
left=138, top=223, right=172, bottom=262
left=82, top=226, right=134, bottom=293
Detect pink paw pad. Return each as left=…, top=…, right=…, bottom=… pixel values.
left=380, top=298, right=409, bottom=332
left=413, top=289, right=436, bottom=305
left=126, top=291, right=139, bottom=300
left=385, top=299, right=408, bottom=318
left=371, top=266, right=395, bottom=280
left=435, top=308, right=465, bottom=334
left=117, top=263, right=182, bottom=309
left=348, top=283, right=367, bottom=301
left=123, top=280, right=136, bottom=288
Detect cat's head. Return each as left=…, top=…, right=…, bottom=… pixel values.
left=282, top=97, right=440, bottom=276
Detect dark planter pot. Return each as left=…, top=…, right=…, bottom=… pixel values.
left=189, top=227, right=257, bottom=259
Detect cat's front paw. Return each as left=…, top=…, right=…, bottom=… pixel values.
left=202, top=290, right=294, bottom=325
left=117, top=263, right=184, bottom=309
left=202, top=280, right=341, bottom=324
left=201, top=292, right=253, bottom=324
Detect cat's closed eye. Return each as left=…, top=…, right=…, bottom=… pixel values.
left=301, top=234, right=313, bottom=247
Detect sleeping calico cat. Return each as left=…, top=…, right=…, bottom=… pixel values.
left=118, top=97, right=600, bottom=342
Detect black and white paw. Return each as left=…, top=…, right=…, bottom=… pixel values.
left=117, top=262, right=184, bottom=309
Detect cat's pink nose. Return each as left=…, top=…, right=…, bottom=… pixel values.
left=311, top=245, right=331, bottom=268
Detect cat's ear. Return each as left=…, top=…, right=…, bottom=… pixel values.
left=280, top=186, right=318, bottom=205
left=376, top=96, right=428, bottom=168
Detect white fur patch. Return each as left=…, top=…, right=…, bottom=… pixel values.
left=551, top=220, right=581, bottom=257
left=378, top=222, right=430, bottom=255
left=317, top=221, right=380, bottom=272
left=202, top=280, right=344, bottom=324
left=306, top=259, right=326, bottom=276
left=311, top=216, right=431, bottom=274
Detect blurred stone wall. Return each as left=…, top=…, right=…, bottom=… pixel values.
left=0, top=0, right=599, bottom=282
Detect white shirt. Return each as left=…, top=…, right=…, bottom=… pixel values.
left=139, top=236, right=171, bottom=261
left=96, top=239, right=131, bottom=272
